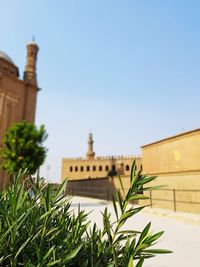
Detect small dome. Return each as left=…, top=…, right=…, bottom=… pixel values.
left=0, top=51, right=14, bottom=64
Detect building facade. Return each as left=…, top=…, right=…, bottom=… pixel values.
left=62, top=133, right=141, bottom=181
left=0, top=42, right=39, bottom=188
left=141, top=129, right=200, bottom=213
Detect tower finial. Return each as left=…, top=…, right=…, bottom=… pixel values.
left=32, top=35, right=35, bottom=43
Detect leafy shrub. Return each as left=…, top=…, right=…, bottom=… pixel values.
left=0, top=162, right=171, bottom=266
left=0, top=121, right=47, bottom=175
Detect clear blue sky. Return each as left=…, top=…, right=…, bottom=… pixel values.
left=0, top=1, right=200, bottom=182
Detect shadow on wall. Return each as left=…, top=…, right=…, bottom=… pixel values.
left=66, top=176, right=120, bottom=201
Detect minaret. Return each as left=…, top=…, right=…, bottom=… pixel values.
left=22, top=40, right=39, bottom=123
left=23, top=40, right=39, bottom=86
left=86, top=133, right=95, bottom=160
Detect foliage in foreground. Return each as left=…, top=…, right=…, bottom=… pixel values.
left=0, top=162, right=171, bottom=266
left=0, top=121, right=47, bottom=175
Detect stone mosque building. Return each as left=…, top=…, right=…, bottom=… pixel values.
left=63, top=130, right=200, bottom=213
left=62, top=133, right=141, bottom=181
left=0, top=42, right=39, bottom=188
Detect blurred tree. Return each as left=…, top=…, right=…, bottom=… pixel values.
left=0, top=121, right=48, bottom=175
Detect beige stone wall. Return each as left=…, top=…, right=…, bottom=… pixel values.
left=149, top=172, right=200, bottom=190
left=62, top=156, right=141, bottom=182
left=142, top=129, right=200, bottom=174
left=140, top=130, right=200, bottom=213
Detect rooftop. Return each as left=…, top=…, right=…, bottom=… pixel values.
left=142, top=128, right=200, bottom=148
left=0, top=51, right=14, bottom=64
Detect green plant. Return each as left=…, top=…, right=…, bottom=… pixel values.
left=0, top=162, right=171, bottom=266
left=0, top=121, right=47, bottom=175
left=79, top=161, right=171, bottom=266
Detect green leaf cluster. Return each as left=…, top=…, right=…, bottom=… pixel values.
left=0, top=161, right=172, bottom=266
left=0, top=172, right=88, bottom=266
left=99, top=161, right=172, bottom=266
left=0, top=121, right=47, bottom=175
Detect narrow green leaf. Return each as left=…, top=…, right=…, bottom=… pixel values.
left=54, top=179, right=67, bottom=201
left=137, top=176, right=157, bottom=186
left=144, top=231, right=164, bottom=244
left=129, top=195, right=149, bottom=201
left=43, top=246, right=55, bottom=261
left=138, top=222, right=151, bottom=245
left=136, top=243, right=148, bottom=252
left=143, top=185, right=165, bottom=191
left=45, top=227, right=59, bottom=237
left=128, top=256, right=133, bottom=267
left=118, top=176, right=125, bottom=194
left=102, top=208, right=113, bottom=243
left=130, top=161, right=137, bottom=185
left=15, top=184, right=25, bottom=211
left=47, top=260, right=61, bottom=266
left=39, top=209, right=53, bottom=220
left=14, top=237, right=31, bottom=259
left=60, top=245, right=82, bottom=265
left=118, top=230, right=141, bottom=235
left=116, top=190, right=123, bottom=212
left=119, top=211, right=134, bottom=224
left=0, top=256, right=4, bottom=263
left=135, top=256, right=145, bottom=267
left=112, top=196, right=119, bottom=220
left=144, top=249, right=173, bottom=254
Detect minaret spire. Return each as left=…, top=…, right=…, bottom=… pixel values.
left=86, top=133, right=95, bottom=160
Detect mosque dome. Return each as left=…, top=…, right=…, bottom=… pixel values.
left=0, top=51, right=14, bottom=64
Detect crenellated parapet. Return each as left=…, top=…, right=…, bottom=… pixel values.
left=63, top=155, right=140, bottom=161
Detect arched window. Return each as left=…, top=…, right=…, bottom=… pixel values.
left=87, top=166, right=90, bottom=171
left=105, top=165, right=109, bottom=171
left=126, top=165, right=130, bottom=171
left=99, top=165, right=102, bottom=171
left=80, top=166, right=84, bottom=172
left=75, top=166, right=78, bottom=172
left=93, top=166, right=96, bottom=171
left=70, top=166, right=73, bottom=172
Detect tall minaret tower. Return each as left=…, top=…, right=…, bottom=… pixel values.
left=24, top=40, right=39, bottom=86
left=23, top=40, right=39, bottom=122
left=86, top=133, right=95, bottom=160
